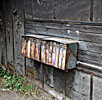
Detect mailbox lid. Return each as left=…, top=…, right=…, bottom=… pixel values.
left=44, top=37, right=79, bottom=44
left=21, top=34, right=48, bottom=39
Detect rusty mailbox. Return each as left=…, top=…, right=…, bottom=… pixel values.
left=21, top=34, right=48, bottom=61
left=21, top=34, right=78, bottom=71
left=40, top=37, right=78, bottom=71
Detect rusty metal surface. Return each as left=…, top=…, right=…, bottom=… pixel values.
left=44, top=37, right=79, bottom=44
left=21, top=35, right=78, bottom=71
left=41, top=41, right=46, bottom=63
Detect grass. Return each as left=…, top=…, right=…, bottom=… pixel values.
left=0, top=67, right=55, bottom=100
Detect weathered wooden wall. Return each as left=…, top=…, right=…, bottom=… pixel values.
left=1, top=0, right=102, bottom=100
left=25, top=20, right=102, bottom=67
left=0, top=0, right=6, bottom=65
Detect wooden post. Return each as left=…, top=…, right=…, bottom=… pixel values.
left=90, top=74, right=93, bottom=100
left=41, top=63, right=44, bottom=88
left=64, top=70, right=67, bottom=97
left=22, top=0, right=26, bottom=76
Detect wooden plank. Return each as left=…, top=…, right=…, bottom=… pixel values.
left=93, top=0, right=102, bottom=22
left=26, top=21, right=45, bottom=28
left=55, top=0, right=90, bottom=21
left=25, top=0, right=33, bottom=18
left=79, top=41, right=102, bottom=54
left=13, top=0, right=24, bottom=19
left=26, top=27, right=47, bottom=35
left=78, top=50, right=102, bottom=66
left=26, top=20, right=102, bottom=34
left=26, top=20, right=102, bottom=44
left=64, top=31, right=102, bottom=44
left=13, top=0, right=25, bottom=75
left=5, top=0, right=14, bottom=65
left=32, top=0, right=54, bottom=19
left=67, top=24, right=102, bottom=34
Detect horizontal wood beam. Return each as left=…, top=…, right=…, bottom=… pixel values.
left=26, top=18, right=102, bottom=26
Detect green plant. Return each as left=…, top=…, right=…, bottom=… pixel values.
left=0, top=68, right=6, bottom=77
left=26, top=84, right=32, bottom=96
left=3, top=71, right=25, bottom=92
left=50, top=95, right=54, bottom=100
left=0, top=68, right=41, bottom=98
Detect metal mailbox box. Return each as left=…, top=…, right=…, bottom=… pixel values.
left=21, top=34, right=78, bottom=71
left=41, top=37, right=78, bottom=71
left=21, top=34, right=48, bottom=61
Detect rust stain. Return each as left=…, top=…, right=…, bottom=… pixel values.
left=65, top=46, right=71, bottom=70
left=26, top=67, right=38, bottom=79
left=30, top=38, right=35, bottom=59
left=7, top=62, right=15, bottom=74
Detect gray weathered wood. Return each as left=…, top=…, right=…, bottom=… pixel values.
left=5, top=0, right=14, bottom=65
left=13, top=0, right=25, bottom=75
left=78, top=50, right=102, bottom=67
left=25, top=0, right=33, bottom=18
left=55, top=0, right=90, bottom=21
left=93, top=0, right=102, bottom=22
left=25, top=20, right=102, bottom=67
left=32, top=0, right=54, bottom=19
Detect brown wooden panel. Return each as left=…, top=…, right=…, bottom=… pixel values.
left=55, top=0, right=90, bottom=21
left=93, top=0, right=102, bottom=22
left=32, top=0, right=54, bottom=19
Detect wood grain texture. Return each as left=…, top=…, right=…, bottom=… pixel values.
left=93, top=0, right=102, bottom=22
left=25, top=20, right=102, bottom=67
left=55, top=0, right=90, bottom=21
left=64, top=31, right=102, bottom=44
left=25, top=0, right=33, bottom=18
left=32, top=0, right=54, bottom=19
left=78, top=50, right=102, bottom=67
left=5, top=0, right=14, bottom=65
left=67, top=24, right=102, bottom=34
left=13, top=0, right=25, bottom=75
